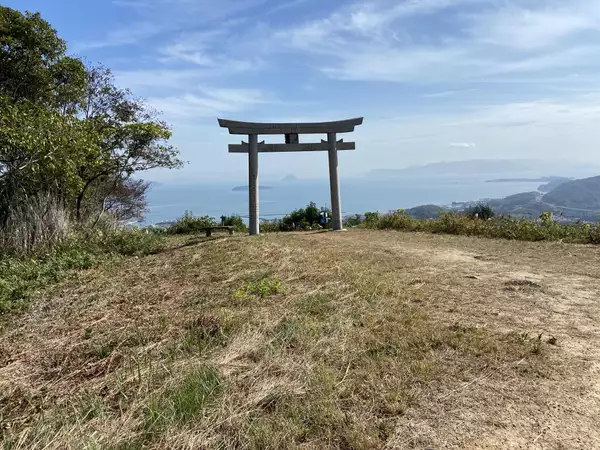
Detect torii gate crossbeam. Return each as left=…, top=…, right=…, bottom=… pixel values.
left=218, top=117, right=363, bottom=235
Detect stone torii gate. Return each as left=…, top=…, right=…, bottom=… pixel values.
left=218, top=117, right=364, bottom=235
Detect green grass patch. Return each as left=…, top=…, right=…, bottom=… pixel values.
left=180, top=313, right=237, bottom=355
left=295, top=294, right=334, bottom=317
left=144, top=365, right=222, bottom=433
left=0, top=228, right=165, bottom=314
left=234, top=276, right=282, bottom=301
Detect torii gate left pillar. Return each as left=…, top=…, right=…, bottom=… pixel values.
left=218, top=118, right=364, bottom=235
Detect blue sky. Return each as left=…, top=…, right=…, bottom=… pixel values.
left=8, top=0, right=600, bottom=181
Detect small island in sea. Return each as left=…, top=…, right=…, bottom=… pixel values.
left=232, top=185, right=274, bottom=191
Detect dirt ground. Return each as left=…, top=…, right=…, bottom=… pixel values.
left=311, top=231, right=600, bottom=449
left=1, top=230, right=599, bottom=449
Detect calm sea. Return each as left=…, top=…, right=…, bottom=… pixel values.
left=142, top=177, right=544, bottom=224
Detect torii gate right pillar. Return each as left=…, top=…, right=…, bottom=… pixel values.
left=327, top=132, right=343, bottom=231
left=248, top=133, right=259, bottom=235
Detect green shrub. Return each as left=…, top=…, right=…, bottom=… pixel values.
left=364, top=212, right=380, bottom=227
left=220, top=215, right=247, bottom=233
left=167, top=211, right=217, bottom=235
left=281, top=202, right=331, bottom=230
left=364, top=211, right=600, bottom=245
left=345, top=214, right=363, bottom=227
left=260, top=220, right=282, bottom=233
left=84, top=228, right=165, bottom=256
left=467, top=203, right=495, bottom=220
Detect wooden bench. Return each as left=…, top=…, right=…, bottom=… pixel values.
left=200, top=226, right=235, bottom=237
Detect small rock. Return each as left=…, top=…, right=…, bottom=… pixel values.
left=547, top=336, right=557, bottom=345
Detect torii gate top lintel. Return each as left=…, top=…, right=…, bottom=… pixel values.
left=219, top=117, right=363, bottom=235
left=218, top=117, right=363, bottom=135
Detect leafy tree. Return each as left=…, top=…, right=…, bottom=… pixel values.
left=0, top=98, right=98, bottom=223
left=0, top=6, right=181, bottom=243
left=0, top=7, right=86, bottom=109
left=86, top=177, right=151, bottom=223
left=73, top=66, right=182, bottom=221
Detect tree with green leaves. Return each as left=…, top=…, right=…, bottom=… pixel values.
left=73, top=65, right=182, bottom=220
left=0, top=7, right=87, bottom=110
left=0, top=6, right=182, bottom=247
left=0, top=98, right=99, bottom=223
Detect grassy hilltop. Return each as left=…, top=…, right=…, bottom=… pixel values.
left=2, top=230, right=600, bottom=449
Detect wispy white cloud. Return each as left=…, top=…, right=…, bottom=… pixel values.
left=147, top=87, right=273, bottom=120
left=266, top=0, right=312, bottom=15
left=468, top=2, right=600, bottom=51
left=114, top=69, right=209, bottom=91
left=112, top=0, right=154, bottom=9
left=422, top=89, right=477, bottom=98
left=79, top=0, right=267, bottom=50
left=70, top=0, right=600, bottom=180
left=159, top=30, right=265, bottom=72
left=264, top=0, right=600, bottom=83
left=450, top=142, right=477, bottom=148
left=74, top=21, right=162, bottom=51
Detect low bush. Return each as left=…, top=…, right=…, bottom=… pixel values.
left=167, top=211, right=217, bottom=235
left=364, top=211, right=600, bottom=244
left=280, top=202, right=331, bottom=231
left=221, top=215, right=248, bottom=233
left=259, top=220, right=283, bottom=233
left=344, top=214, right=363, bottom=227
left=467, top=203, right=495, bottom=220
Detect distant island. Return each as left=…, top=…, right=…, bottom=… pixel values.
left=232, top=185, right=273, bottom=191
left=282, top=174, right=300, bottom=182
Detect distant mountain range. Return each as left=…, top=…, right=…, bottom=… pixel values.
left=403, top=175, right=600, bottom=222
left=485, top=176, right=565, bottom=183
left=543, top=176, right=600, bottom=211
left=368, top=159, right=600, bottom=179
left=483, top=176, right=600, bottom=220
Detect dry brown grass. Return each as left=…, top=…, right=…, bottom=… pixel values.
left=1, top=230, right=599, bottom=449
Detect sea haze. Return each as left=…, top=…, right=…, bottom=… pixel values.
left=143, top=177, right=548, bottom=224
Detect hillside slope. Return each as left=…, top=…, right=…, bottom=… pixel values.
left=542, top=175, right=600, bottom=209
left=1, top=232, right=599, bottom=449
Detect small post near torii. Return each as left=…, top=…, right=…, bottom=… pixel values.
left=218, top=118, right=364, bottom=235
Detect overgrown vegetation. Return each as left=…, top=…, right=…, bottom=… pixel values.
left=362, top=210, right=600, bottom=244
left=166, top=212, right=217, bottom=235
left=165, top=213, right=248, bottom=235
left=0, top=7, right=181, bottom=312
left=259, top=202, right=331, bottom=232
left=0, top=7, right=181, bottom=254
left=0, top=227, right=164, bottom=314
left=467, top=203, right=495, bottom=220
